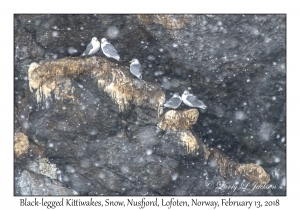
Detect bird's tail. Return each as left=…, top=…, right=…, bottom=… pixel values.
left=201, top=104, right=207, bottom=109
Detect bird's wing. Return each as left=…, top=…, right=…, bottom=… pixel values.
left=130, top=63, right=142, bottom=78
left=186, top=95, right=206, bottom=108
left=103, top=43, right=120, bottom=58
left=82, top=42, right=93, bottom=55
left=164, top=97, right=182, bottom=108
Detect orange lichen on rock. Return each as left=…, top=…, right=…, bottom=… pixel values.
left=178, top=131, right=199, bottom=155
left=14, top=132, right=30, bottom=158
left=158, top=109, right=199, bottom=131
left=158, top=109, right=199, bottom=154
left=28, top=61, right=74, bottom=104
left=236, top=163, right=270, bottom=184
left=137, top=15, right=188, bottom=29
left=136, top=15, right=189, bottom=42
left=28, top=57, right=165, bottom=113
left=204, top=146, right=270, bottom=184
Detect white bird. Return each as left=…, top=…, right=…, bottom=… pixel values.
left=101, top=38, right=120, bottom=61
left=81, top=37, right=100, bottom=56
left=164, top=93, right=182, bottom=109
left=182, top=90, right=206, bottom=109
left=129, top=58, right=142, bottom=79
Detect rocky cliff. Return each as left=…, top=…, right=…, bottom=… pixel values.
left=14, top=14, right=286, bottom=195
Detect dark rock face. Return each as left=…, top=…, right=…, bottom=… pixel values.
left=14, top=14, right=286, bottom=195
left=15, top=170, right=78, bottom=196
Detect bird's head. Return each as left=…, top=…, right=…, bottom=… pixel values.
left=92, top=37, right=98, bottom=42
left=101, top=38, right=107, bottom=44
left=183, top=90, right=190, bottom=96
left=129, top=58, right=139, bottom=64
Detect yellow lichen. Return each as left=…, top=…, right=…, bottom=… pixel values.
left=236, top=163, right=270, bottom=184
left=178, top=131, right=199, bottom=155
left=28, top=57, right=165, bottom=114
left=137, top=14, right=187, bottom=29
left=158, top=109, right=199, bottom=131
left=158, top=109, right=199, bottom=154
left=14, top=132, right=29, bottom=158
left=104, top=82, right=132, bottom=112
left=38, top=158, right=57, bottom=180
left=136, top=15, right=189, bottom=42
left=204, top=146, right=270, bottom=184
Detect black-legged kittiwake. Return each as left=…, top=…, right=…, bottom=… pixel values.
left=129, top=58, right=142, bottom=79
left=81, top=37, right=100, bottom=56
left=164, top=93, right=182, bottom=109
left=101, top=38, right=120, bottom=61
left=182, top=90, right=207, bottom=109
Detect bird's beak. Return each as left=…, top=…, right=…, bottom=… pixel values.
left=129, top=61, right=132, bottom=63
